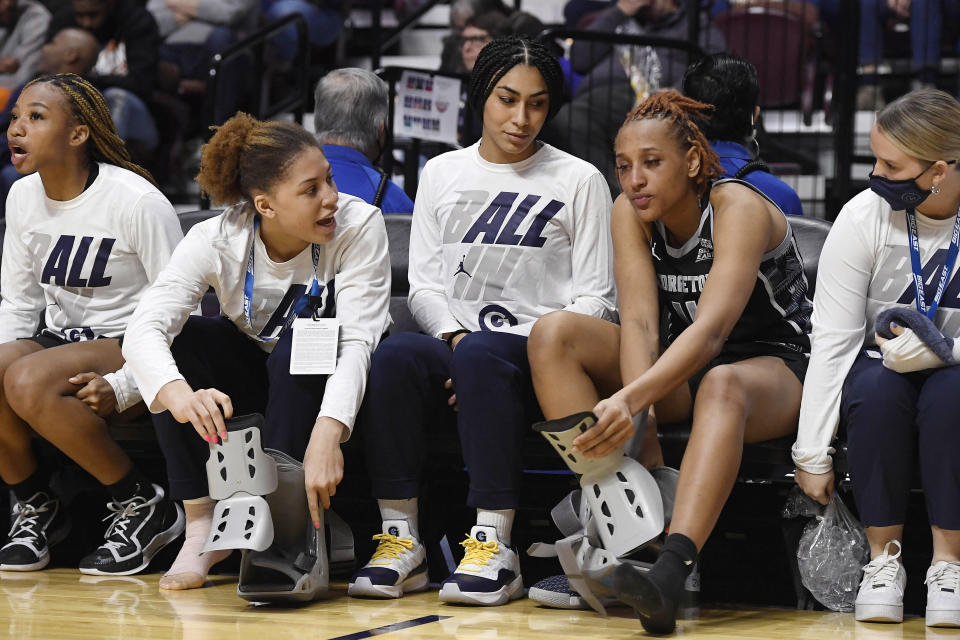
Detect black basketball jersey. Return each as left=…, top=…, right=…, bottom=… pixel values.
left=650, top=179, right=812, bottom=357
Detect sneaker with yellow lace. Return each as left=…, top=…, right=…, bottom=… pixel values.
left=348, top=521, right=427, bottom=598
left=439, top=525, right=523, bottom=606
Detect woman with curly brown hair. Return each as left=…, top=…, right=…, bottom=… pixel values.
left=121, top=112, right=391, bottom=590
left=527, top=89, right=813, bottom=634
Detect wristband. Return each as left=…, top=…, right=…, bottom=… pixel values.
left=444, top=329, right=471, bottom=347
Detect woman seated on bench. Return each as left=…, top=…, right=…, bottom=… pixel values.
left=794, top=89, right=960, bottom=628
left=0, top=73, right=184, bottom=575
left=121, top=113, right=391, bottom=590
left=528, top=89, right=812, bottom=634
left=348, top=36, right=617, bottom=606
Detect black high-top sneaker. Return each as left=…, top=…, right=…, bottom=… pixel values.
left=79, top=483, right=185, bottom=576
left=0, top=491, right=71, bottom=571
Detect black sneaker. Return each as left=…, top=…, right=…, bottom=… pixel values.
left=0, top=491, right=71, bottom=571
left=79, top=483, right=185, bottom=576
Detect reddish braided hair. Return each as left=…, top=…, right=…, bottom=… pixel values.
left=621, top=89, right=723, bottom=196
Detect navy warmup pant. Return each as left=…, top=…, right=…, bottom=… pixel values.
left=841, top=352, right=960, bottom=529
left=153, top=316, right=327, bottom=500
left=358, top=331, right=544, bottom=510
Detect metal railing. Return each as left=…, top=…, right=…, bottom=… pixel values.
left=206, top=14, right=312, bottom=129
left=201, top=14, right=312, bottom=208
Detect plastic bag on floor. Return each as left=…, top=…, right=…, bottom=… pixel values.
left=796, top=492, right=869, bottom=612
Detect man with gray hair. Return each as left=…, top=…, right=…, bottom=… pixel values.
left=313, top=67, right=413, bottom=214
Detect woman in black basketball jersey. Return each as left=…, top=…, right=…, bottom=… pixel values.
left=527, top=90, right=812, bottom=634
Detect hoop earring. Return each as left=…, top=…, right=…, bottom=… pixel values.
left=932, top=185, right=942, bottom=196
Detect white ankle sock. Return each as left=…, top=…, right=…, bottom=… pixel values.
left=477, top=508, right=515, bottom=546
left=378, top=498, right=419, bottom=540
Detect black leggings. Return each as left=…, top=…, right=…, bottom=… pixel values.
left=152, top=316, right=327, bottom=500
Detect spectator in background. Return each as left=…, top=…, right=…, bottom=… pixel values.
left=508, top=10, right=585, bottom=94
left=47, top=0, right=160, bottom=154
left=0, top=27, right=100, bottom=215
left=855, top=0, right=960, bottom=109
left=313, top=68, right=414, bottom=214
left=683, top=53, right=803, bottom=215
left=147, top=0, right=258, bottom=80
left=563, top=0, right=615, bottom=27
left=262, top=0, right=343, bottom=50
left=570, top=0, right=727, bottom=100
left=0, top=0, right=51, bottom=99
left=459, top=10, right=508, bottom=73
left=545, top=0, right=728, bottom=193
left=441, top=0, right=511, bottom=74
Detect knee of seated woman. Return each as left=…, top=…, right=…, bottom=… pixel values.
left=694, top=365, right=750, bottom=410
left=0, top=341, right=44, bottom=386
left=3, top=357, right=57, bottom=417
left=371, top=332, right=437, bottom=369
left=528, top=311, right=580, bottom=359
left=450, top=330, right=508, bottom=361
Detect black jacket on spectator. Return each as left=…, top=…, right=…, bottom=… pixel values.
left=570, top=4, right=727, bottom=93
left=47, top=0, right=158, bottom=100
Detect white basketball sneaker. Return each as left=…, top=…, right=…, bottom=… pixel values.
left=925, top=560, right=960, bottom=627
left=348, top=520, right=428, bottom=598
left=856, top=540, right=906, bottom=623
left=439, top=525, right=523, bottom=606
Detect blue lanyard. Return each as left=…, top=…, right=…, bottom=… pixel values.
left=244, top=218, right=323, bottom=342
left=905, top=207, right=960, bottom=319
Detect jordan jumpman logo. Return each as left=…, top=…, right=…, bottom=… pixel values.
left=454, top=255, right=472, bottom=278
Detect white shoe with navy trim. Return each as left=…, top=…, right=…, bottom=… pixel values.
left=348, top=520, right=428, bottom=599
left=439, top=525, right=523, bottom=606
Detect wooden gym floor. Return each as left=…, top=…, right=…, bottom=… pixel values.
left=0, top=569, right=949, bottom=639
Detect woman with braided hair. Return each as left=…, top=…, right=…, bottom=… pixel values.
left=527, top=89, right=812, bottom=633
left=348, top=36, right=616, bottom=605
left=0, top=73, right=185, bottom=574
left=122, top=112, right=391, bottom=590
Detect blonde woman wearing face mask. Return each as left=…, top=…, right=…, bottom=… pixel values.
left=794, top=89, right=960, bottom=627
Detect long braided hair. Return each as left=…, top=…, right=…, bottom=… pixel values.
left=621, top=90, right=723, bottom=196
left=24, top=73, right=156, bottom=186
left=468, top=36, right=566, bottom=122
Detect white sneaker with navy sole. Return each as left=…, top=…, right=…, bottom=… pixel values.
left=348, top=520, right=428, bottom=599
left=926, top=561, right=960, bottom=627
left=439, top=525, right=523, bottom=606
left=855, top=540, right=906, bottom=623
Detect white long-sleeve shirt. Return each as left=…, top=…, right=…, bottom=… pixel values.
left=408, top=141, right=617, bottom=337
left=793, top=189, right=960, bottom=473
left=0, top=163, right=182, bottom=410
left=122, top=193, right=391, bottom=437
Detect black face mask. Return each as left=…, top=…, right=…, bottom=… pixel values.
left=868, top=160, right=956, bottom=210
